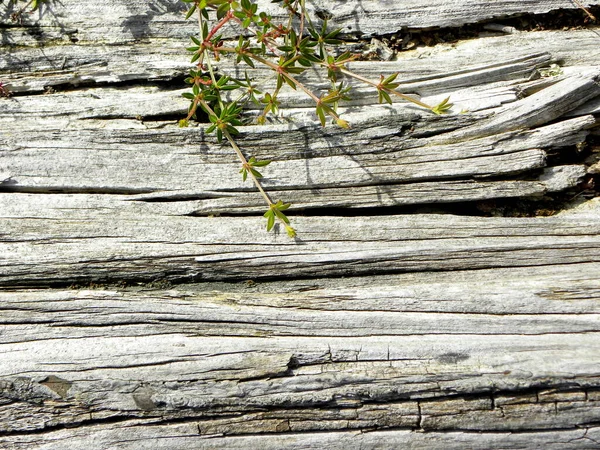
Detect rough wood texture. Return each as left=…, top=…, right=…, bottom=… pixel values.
left=2, top=0, right=600, bottom=447
left=1, top=262, right=600, bottom=448
left=2, top=195, right=600, bottom=285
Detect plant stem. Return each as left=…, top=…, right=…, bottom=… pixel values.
left=205, top=10, right=233, bottom=43
left=193, top=10, right=295, bottom=232
left=243, top=51, right=342, bottom=122
left=216, top=45, right=424, bottom=119
left=337, top=67, right=434, bottom=109
left=197, top=103, right=273, bottom=209
left=199, top=9, right=224, bottom=109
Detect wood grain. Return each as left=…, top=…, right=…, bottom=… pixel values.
left=1, top=0, right=600, bottom=447
left=2, top=196, right=600, bottom=286
left=0, top=263, right=600, bottom=444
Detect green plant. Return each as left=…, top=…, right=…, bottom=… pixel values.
left=538, top=63, right=563, bottom=78
left=179, top=0, right=452, bottom=237
left=1, top=0, right=47, bottom=21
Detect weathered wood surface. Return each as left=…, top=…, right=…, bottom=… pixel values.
left=1, top=72, right=597, bottom=207
left=2, top=0, right=600, bottom=448
left=1, top=262, right=600, bottom=448
left=3, top=195, right=600, bottom=285
left=2, top=0, right=600, bottom=93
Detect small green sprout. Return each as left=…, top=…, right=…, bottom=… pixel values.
left=376, top=73, right=401, bottom=105
left=431, top=97, right=453, bottom=115
left=538, top=63, right=563, bottom=78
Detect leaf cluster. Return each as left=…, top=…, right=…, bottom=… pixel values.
left=179, top=0, right=454, bottom=236
left=264, top=200, right=296, bottom=237
left=240, top=156, right=270, bottom=181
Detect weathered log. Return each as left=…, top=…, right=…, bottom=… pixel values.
left=2, top=0, right=600, bottom=447
left=2, top=0, right=598, bottom=45
left=3, top=426, right=600, bottom=450
left=1, top=93, right=595, bottom=204
left=2, top=196, right=600, bottom=286
left=1, top=262, right=600, bottom=446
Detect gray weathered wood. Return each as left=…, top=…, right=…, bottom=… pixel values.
left=0, top=262, right=600, bottom=445
left=2, top=0, right=600, bottom=447
left=2, top=196, right=600, bottom=286
left=2, top=0, right=598, bottom=44
left=1, top=97, right=595, bottom=204
left=3, top=426, right=600, bottom=450
left=3, top=3, right=600, bottom=95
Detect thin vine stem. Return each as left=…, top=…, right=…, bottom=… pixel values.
left=336, top=67, right=434, bottom=109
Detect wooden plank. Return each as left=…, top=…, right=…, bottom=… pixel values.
left=0, top=263, right=599, bottom=442
left=2, top=5, right=599, bottom=95
left=2, top=1, right=600, bottom=447
left=1, top=91, right=595, bottom=193
left=316, top=0, right=600, bottom=34
left=429, top=69, right=600, bottom=142
left=2, top=263, right=600, bottom=340
left=2, top=426, right=600, bottom=450
left=124, top=170, right=584, bottom=214
left=2, top=0, right=598, bottom=44
left=0, top=260, right=600, bottom=440
left=2, top=195, right=600, bottom=286
left=0, top=52, right=554, bottom=109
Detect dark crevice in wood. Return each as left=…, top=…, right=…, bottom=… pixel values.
left=0, top=414, right=152, bottom=438
left=370, top=7, right=600, bottom=55
left=0, top=75, right=189, bottom=98
left=0, top=185, right=156, bottom=195
left=188, top=188, right=590, bottom=219
left=4, top=258, right=592, bottom=292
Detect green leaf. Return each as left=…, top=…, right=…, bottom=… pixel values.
left=378, top=89, right=392, bottom=105
left=242, top=55, right=255, bottom=68
left=316, top=105, right=326, bottom=127
left=276, top=200, right=291, bottom=211
left=383, top=72, right=399, bottom=85
left=274, top=208, right=290, bottom=224
left=283, top=75, right=296, bottom=90
left=185, top=4, right=197, bottom=19
left=217, top=3, right=229, bottom=19
left=264, top=210, right=275, bottom=231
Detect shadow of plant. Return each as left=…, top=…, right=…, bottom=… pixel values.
left=121, top=0, right=186, bottom=40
